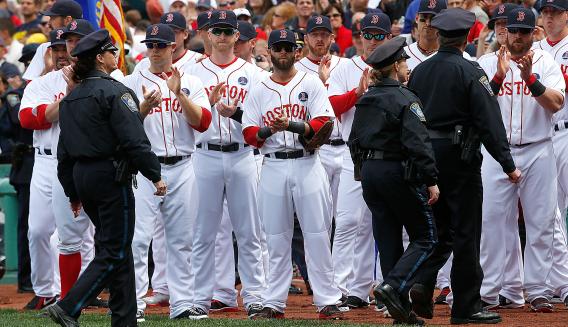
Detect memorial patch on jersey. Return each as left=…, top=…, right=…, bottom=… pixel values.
left=298, top=92, right=308, bottom=102
left=533, top=73, right=540, bottom=80
left=121, top=93, right=138, bottom=112
left=410, top=102, right=426, bottom=122
left=181, top=88, right=190, bottom=96
left=238, top=76, right=248, bottom=85
left=479, top=75, right=494, bottom=96
left=563, top=52, right=568, bottom=60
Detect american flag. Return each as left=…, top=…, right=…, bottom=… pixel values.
left=98, top=0, right=127, bottom=71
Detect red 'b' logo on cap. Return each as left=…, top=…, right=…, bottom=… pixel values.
left=371, top=15, right=379, bottom=24
left=56, top=29, right=64, bottom=39
left=280, top=29, right=287, bottom=38
left=517, top=11, right=525, bottom=21
left=428, top=0, right=437, bottom=9
left=70, top=21, right=77, bottom=30
left=498, top=5, right=505, bottom=14
left=315, top=16, right=323, bottom=24
left=166, top=13, right=174, bottom=22
left=219, top=11, right=227, bottom=19
left=151, top=25, right=159, bottom=35
left=207, top=11, right=212, bottom=19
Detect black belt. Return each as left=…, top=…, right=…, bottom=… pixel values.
left=427, top=129, right=453, bottom=139
left=324, top=138, right=346, bottom=146
left=197, top=143, right=249, bottom=152
left=254, top=149, right=260, bottom=155
left=157, top=155, right=191, bottom=165
left=555, top=121, right=568, bottom=131
left=35, top=147, right=52, bottom=155
left=265, top=149, right=315, bottom=159
left=363, top=150, right=404, bottom=161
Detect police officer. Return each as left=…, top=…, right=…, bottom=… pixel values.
left=349, top=37, right=439, bottom=325
left=407, top=8, right=521, bottom=325
left=46, top=29, right=166, bottom=327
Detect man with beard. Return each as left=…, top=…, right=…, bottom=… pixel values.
left=326, top=12, right=392, bottom=310
left=478, top=6, right=566, bottom=313
left=242, top=28, right=343, bottom=321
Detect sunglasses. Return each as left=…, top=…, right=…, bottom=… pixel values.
left=146, top=42, right=170, bottom=49
left=362, top=32, right=387, bottom=41
left=327, top=13, right=342, bottom=18
left=271, top=43, right=296, bottom=53
left=210, top=27, right=236, bottom=36
left=218, top=0, right=236, bottom=6
left=507, top=27, right=533, bottom=35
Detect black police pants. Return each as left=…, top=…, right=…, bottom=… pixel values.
left=15, top=183, right=32, bottom=290
left=411, top=140, right=484, bottom=319
left=360, top=160, right=437, bottom=295
left=58, top=160, right=136, bottom=327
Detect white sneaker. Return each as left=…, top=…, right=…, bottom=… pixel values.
left=136, top=310, right=145, bottom=323
left=142, top=293, right=169, bottom=307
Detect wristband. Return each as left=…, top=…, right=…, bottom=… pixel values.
left=286, top=121, right=306, bottom=134
left=258, top=126, right=273, bottom=139
left=492, top=74, right=504, bottom=85
left=527, top=76, right=546, bottom=97
left=230, top=108, right=243, bottom=123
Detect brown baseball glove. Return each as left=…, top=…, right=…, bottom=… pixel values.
left=299, top=119, right=334, bottom=151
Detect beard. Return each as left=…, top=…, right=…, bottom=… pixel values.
left=271, top=53, right=295, bottom=70
left=507, top=39, right=531, bottom=57
left=306, top=41, right=329, bottom=58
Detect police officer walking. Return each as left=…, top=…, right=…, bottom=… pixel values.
left=46, top=29, right=166, bottom=327
left=349, top=37, right=439, bottom=325
left=406, top=8, right=521, bottom=325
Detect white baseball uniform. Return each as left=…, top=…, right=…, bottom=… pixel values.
left=185, top=57, right=266, bottom=313
left=123, top=68, right=211, bottom=318
left=327, top=55, right=375, bottom=300
left=478, top=49, right=565, bottom=303
left=404, top=41, right=474, bottom=72
left=242, top=70, right=341, bottom=312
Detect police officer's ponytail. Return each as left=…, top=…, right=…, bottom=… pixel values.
left=369, top=65, right=393, bottom=86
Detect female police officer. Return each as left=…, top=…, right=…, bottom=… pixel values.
left=47, top=29, right=166, bottom=327
left=348, top=37, right=439, bottom=325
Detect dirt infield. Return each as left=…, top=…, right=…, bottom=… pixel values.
left=1, top=283, right=567, bottom=326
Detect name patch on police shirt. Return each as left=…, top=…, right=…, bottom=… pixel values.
left=121, top=93, right=138, bottom=112
left=410, top=102, right=426, bottom=122
left=479, top=76, right=494, bottom=96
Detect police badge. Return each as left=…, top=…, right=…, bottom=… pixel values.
left=479, top=75, right=494, bottom=96
left=410, top=102, right=426, bottom=122
left=121, top=93, right=138, bottom=112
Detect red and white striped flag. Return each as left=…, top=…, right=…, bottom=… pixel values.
left=99, top=0, right=127, bottom=71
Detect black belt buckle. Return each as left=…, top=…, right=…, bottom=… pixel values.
left=327, top=139, right=346, bottom=146
left=36, top=148, right=52, bottom=156
left=554, top=121, right=568, bottom=131
left=267, top=149, right=313, bottom=159
left=220, top=143, right=239, bottom=152
left=157, top=155, right=189, bottom=165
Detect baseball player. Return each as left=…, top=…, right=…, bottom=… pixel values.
left=122, top=23, right=212, bottom=320
left=477, top=7, right=565, bottom=312
left=242, top=29, right=343, bottom=320
left=326, top=12, right=392, bottom=307
left=183, top=10, right=266, bottom=319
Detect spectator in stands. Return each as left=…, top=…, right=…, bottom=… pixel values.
left=0, top=38, right=20, bottom=76
left=448, top=0, right=465, bottom=8
left=403, top=0, right=419, bottom=33
left=0, top=0, right=21, bottom=27
left=262, top=2, right=296, bottom=33
left=16, top=0, right=42, bottom=34
left=315, top=0, right=331, bottom=14
left=0, top=18, right=23, bottom=70
left=287, top=0, right=315, bottom=31
left=343, top=0, right=371, bottom=28
left=235, top=8, right=267, bottom=39
left=125, top=9, right=143, bottom=36
left=464, top=0, right=489, bottom=24
left=248, top=0, right=273, bottom=26
left=323, top=2, right=353, bottom=55
left=38, top=14, right=50, bottom=36
left=218, top=0, right=236, bottom=10
left=344, top=12, right=364, bottom=57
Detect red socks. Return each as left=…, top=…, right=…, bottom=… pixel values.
left=59, top=252, right=81, bottom=299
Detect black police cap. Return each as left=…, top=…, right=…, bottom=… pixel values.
left=70, top=29, right=118, bottom=58
left=430, top=8, right=475, bottom=38
left=19, top=43, right=40, bottom=63
left=306, top=15, right=332, bottom=33
left=48, top=28, right=67, bottom=48
left=418, top=0, right=447, bottom=15
left=365, top=36, right=409, bottom=69
left=142, top=24, right=176, bottom=44
left=161, top=12, right=187, bottom=30
left=61, top=19, right=95, bottom=39
left=268, top=29, right=297, bottom=48
left=237, top=21, right=257, bottom=41
left=42, top=0, right=83, bottom=18
left=210, top=10, right=238, bottom=29
left=507, top=7, right=535, bottom=29
left=197, top=11, right=213, bottom=30
left=538, top=0, right=568, bottom=12
left=488, top=3, right=519, bottom=30
left=360, top=12, right=391, bottom=33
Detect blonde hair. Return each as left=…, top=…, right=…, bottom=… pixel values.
left=369, top=64, right=394, bottom=85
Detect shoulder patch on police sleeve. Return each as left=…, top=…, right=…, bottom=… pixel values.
left=121, top=93, right=138, bottom=112
left=410, top=102, right=426, bottom=122
left=479, top=75, right=494, bottom=96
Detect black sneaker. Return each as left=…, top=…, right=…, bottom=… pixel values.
left=47, top=303, right=79, bottom=327
left=434, top=287, right=450, bottom=304
left=498, top=295, right=523, bottom=309
left=174, top=307, right=208, bottom=320
left=344, top=296, right=370, bottom=308
left=210, top=300, right=238, bottom=312
left=318, top=305, right=344, bottom=320
left=289, top=284, right=303, bottom=294
left=24, top=295, right=57, bottom=310
left=246, top=303, right=263, bottom=318
left=136, top=310, right=145, bottom=323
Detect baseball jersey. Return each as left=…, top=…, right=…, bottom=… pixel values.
left=327, top=55, right=369, bottom=142
left=132, top=49, right=201, bottom=74
left=122, top=68, right=210, bottom=157
left=185, top=57, right=264, bottom=145
left=533, top=37, right=568, bottom=123
left=242, top=71, right=335, bottom=154
left=404, top=42, right=474, bottom=72
left=22, top=42, right=49, bottom=81
left=478, top=49, right=565, bottom=145
left=20, top=69, right=66, bottom=151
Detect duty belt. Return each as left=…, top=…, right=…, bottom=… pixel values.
left=197, top=143, right=249, bottom=152
left=265, top=149, right=315, bottom=159
left=427, top=129, right=454, bottom=139
left=363, top=150, right=404, bottom=161
left=157, top=155, right=191, bottom=165
left=35, top=147, right=52, bottom=156
left=554, top=121, right=568, bottom=132
left=324, top=138, right=346, bottom=146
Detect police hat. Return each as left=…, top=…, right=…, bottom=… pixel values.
left=418, top=0, right=447, bottom=15
left=209, top=10, right=237, bottom=29
left=70, top=29, right=118, bottom=58
left=268, top=29, right=297, bottom=48
left=42, top=0, right=83, bottom=18
left=48, top=28, right=67, bottom=48
left=488, top=3, right=519, bottom=30
left=197, top=11, right=212, bottom=30
left=61, top=19, right=95, bottom=39
left=507, top=7, right=535, bottom=29
left=19, top=43, right=39, bottom=63
left=365, top=36, right=409, bottom=69
left=237, top=21, right=257, bottom=41
left=161, top=12, right=187, bottom=30
left=430, top=8, right=475, bottom=38
left=538, top=0, right=568, bottom=12
left=360, top=12, right=391, bottom=33
left=306, top=15, right=332, bottom=34
left=141, top=24, right=176, bottom=44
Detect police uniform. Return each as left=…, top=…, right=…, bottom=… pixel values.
left=349, top=37, right=438, bottom=325
left=407, top=8, right=515, bottom=324
left=47, top=30, right=161, bottom=327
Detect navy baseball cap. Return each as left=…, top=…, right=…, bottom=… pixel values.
left=488, top=3, right=519, bottom=29
left=42, top=0, right=83, bottom=18
left=507, top=7, right=535, bottom=29
left=238, top=21, right=257, bottom=41
left=268, top=29, right=297, bottom=48
left=539, top=0, right=568, bottom=11
left=61, top=19, right=95, bottom=39
left=19, top=43, right=39, bottom=63
left=360, top=13, right=391, bottom=33
left=431, top=8, right=475, bottom=37
left=365, top=36, right=409, bottom=69
left=306, top=15, right=332, bottom=33
left=70, top=29, right=118, bottom=57
left=161, top=12, right=187, bottom=30
left=142, top=24, right=176, bottom=43
left=197, top=0, right=213, bottom=10
left=197, top=11, right=213, bottom=30
left=210, top=10, right=237, bottom=28
left=418, top=0, right=447, bottom=15
left=48, top=28, right=67, bottom=48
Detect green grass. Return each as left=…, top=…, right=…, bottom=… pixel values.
left=0, top=309, right=419, bottom=327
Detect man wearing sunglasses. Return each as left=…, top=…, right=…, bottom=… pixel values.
left=479, top=5, right=568, bottom=314
left=122, top=23, right=212, bottom=321
left=185, top=10, right=266, bottom=320
left=326, top=11, right=391, bottom=312
left=242, top=28, right=343, bottom=321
